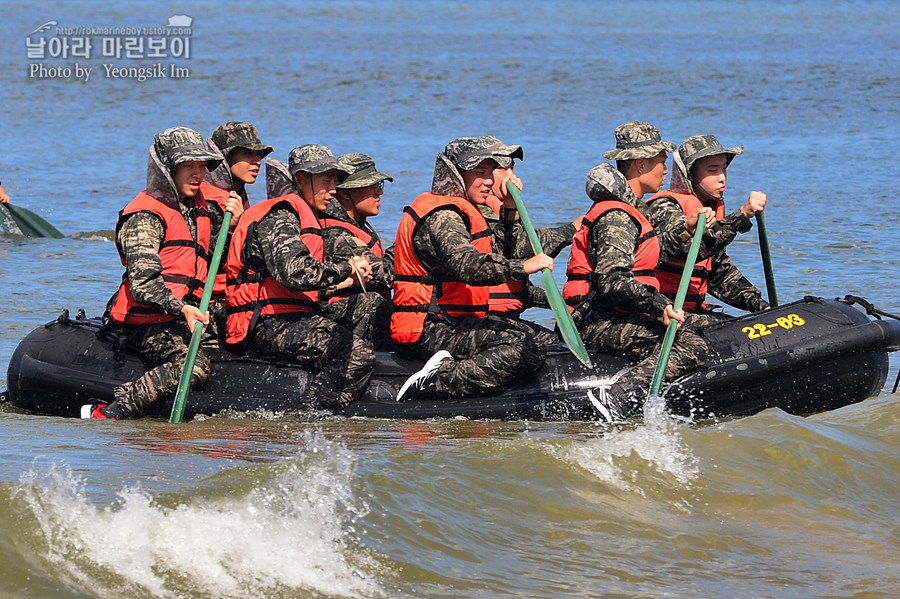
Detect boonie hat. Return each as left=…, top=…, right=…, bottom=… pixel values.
left=154, top=126, right=223, bottom=172
left=288, top=144, right=349, bottom=175
left=678, top=134, right=744, bottom=174
left=210, top=121, right=273, bottom=158
left=336, top=153, right=393, bottom=189
left=586, top=162, right=638, bottom=204
left=444, top=136, right=524, bottom=171
left=603, top=121, right=676, bottom=161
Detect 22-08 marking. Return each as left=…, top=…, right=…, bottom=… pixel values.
left=742, top=313, right=806, bottom=340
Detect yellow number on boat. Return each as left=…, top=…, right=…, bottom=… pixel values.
left=743, top=313, right=806, bottom=339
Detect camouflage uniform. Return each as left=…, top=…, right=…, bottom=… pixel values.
left=476, top=136, right=575, bottom=346
left=648, top=134, right=769, bottom=321
left=401, top=137, right=546, bottom=397
left=321, top=153, right=395, bottom=349
left=203, top=122, right=273, bottom=342
left=573, top=164, right=708, bottom=414
left=241, top=147, right=376, bottom=409
left=104, top=127, right=226, bottom=418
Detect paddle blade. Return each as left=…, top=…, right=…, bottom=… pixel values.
left=542, top=270, right=593, bottom=369
left=0, top=204, right=64, bottom=238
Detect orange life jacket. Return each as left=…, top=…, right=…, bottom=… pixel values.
left=199, top=181, right=249, bottom=300
left=483, top=196, right=525, bottom=313
left=225, top=193, right=323, bottom=345
left=319, top=215, right=389, bottom=303
left=646, top=190, right=725, bottom=311
left=390, top=192, right=493, bottom=344
left=109, top=191, right=212, bottom=325
left=563, top=200, right=660, bottom=312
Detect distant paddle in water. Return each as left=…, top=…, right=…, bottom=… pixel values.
left=0, top=203, right=64, bottom=238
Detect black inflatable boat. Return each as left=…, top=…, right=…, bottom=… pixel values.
left=3, top=296, right=899, bottom=421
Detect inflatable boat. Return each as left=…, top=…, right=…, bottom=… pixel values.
left=3, top=296, right=899, bottom=421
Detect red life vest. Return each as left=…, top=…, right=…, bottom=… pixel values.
left=319, top=215, right=389, bottom=303
left=563, top=200, right=660, bottom=312
left=483, top=197, right=525, bottom=313
left=225, top=193, right=324, bottom=345
left=109, top=191, right=212, bottom=325
left=199, top=180, right=249, bottom=299
left=390, top=192, right=493, bottom=344
left=646, top=190, right=725, bottom=311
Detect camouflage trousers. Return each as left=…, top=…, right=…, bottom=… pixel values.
left=580, top=310, right=709, bottom=402
left=112, top=320, right=211, bottom=418
left=411, top=314, right=546, bottom=397
left=249, top=297, right=378, bottom=410
left=321, top=292, right=395, bottom=351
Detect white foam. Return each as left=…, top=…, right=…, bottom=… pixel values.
left=561, top=395, right=700, bottom=494
left=17, top=431, right=384, bottom=598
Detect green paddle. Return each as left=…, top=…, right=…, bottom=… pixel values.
left=756, top=211, right=778, bottom=307
left=169, top=210, right=233, bottom=423
left=0, top=203, right=65, bottom=238
left=505, top=181, right=593, bottom=368
left=648, top=212, right=707, bottom=399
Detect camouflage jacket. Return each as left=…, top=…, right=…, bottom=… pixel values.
left=246, top=206, right=353, bottom=298
left=321, top=197, right=394, bottom=295
left=116, top=146, right=229, bottom=319
left=649, top=195, right=768, bottom=312
left=482, top=205, right=575, bottom=309
left=413, top=153, right=530, bottom=286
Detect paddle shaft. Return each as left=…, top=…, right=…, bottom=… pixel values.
left=169, top=210, right=233, bottom=423
left=505, top=181, right=593, bottom=368
left=648, top=213, right=707, bottom=399
left=756, top=211, right=778, bottom=307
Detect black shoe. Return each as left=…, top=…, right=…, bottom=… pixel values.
left=396, top=350, right=452, bottom=401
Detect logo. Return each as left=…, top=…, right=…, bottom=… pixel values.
left=25, top=16, right=194, bottom=83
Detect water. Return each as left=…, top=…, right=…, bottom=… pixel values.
left=1, top=1, right=899, bottom=597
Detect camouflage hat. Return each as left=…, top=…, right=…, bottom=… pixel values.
left=210, top=121, right=273, bottom=158
left=585, top=162, right=638, bottom=204
left=679, top=134, right=744, bottom=174
left=288, top=144, right=349, bottom=175
left=443, top=135, right=524, bottom=171
left=154, top=126, right=223, bottom=171
left=336, top=153, right=393, bottom=189
left=602, top=121, right=677, bottom=161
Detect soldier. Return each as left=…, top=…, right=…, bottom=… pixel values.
left=645, top=135, right=769, bottom=321
left=224, top=144, right=376, bottom=410
left=392, top=136, right=553, bottom=401
left=320, top=153, right=395, bottom=349
left=201, top=121, right=274, bottom=340
left=82, top=126, right=241, bottom=419
left=605, top=121, right=676, bottom=201
left=479, top=136, right=577, bottom=347
left=563, top=163, right=709, bottom=422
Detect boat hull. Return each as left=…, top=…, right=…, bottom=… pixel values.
left=4, top=297, right=899, bottom=420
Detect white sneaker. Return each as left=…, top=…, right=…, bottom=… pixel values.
left=396, top=350, right=452, bottom=401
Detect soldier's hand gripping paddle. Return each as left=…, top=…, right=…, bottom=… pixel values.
left=506, top=181, right=593, bottom=368
left=169, top=210, right=233, bottom=423
left=648, top=212, right=706, bottom=399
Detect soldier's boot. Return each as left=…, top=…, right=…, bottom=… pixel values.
left=396, top=350, right=452, bottom=401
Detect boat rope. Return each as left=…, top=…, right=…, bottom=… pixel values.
left=838, top=295, right=900, bottom=321
left=837, top=296, right=900, bottom=393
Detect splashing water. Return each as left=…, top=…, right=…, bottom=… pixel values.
left=560, top=394, right=700, bottom=494
left=14, top=430, right=385, bottom=598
